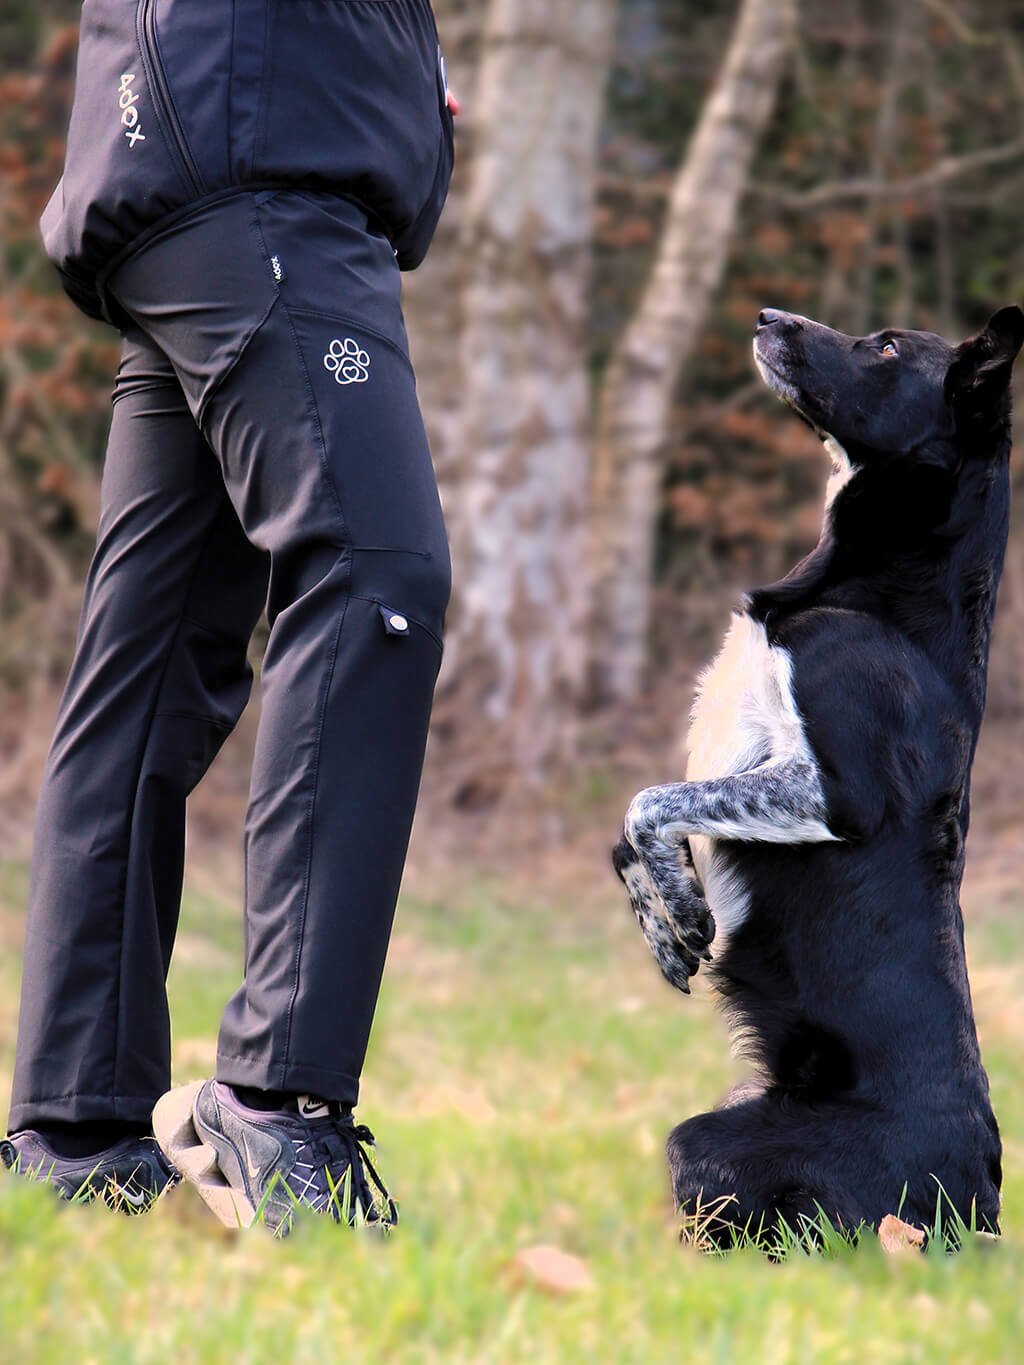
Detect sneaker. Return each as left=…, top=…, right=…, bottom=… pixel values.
left=0, top=1130, right=178, bottom=1214
left=152, top=1080, right=398, bottom=1235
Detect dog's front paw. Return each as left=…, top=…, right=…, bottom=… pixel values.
left=612, top=835, right=715, bottom=993
left=666, top=885, right=716, bottom=967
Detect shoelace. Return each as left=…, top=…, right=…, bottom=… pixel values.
left=297, top=1117, right=398, bottom=1227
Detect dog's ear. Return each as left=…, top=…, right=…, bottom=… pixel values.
left=945, top=305, right=1024, bottom=411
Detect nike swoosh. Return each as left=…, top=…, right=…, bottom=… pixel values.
left=240, top=1132, right=263, bottom=1184
left=113, top=1185, right=147, bottom=1207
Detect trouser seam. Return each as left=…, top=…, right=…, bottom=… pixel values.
left=278, top=580, right=351, bottom=1086
left=251, top=204, right=350, bottom=540
left=153, top=709, right=235, bottom=729
left=194, top=290, right=280, bottom=432
left=109, top=509, right=225, bottom=1105
left=286, top=306, right=415, bottom=378
left=256, top=215, right=355, bottom=1081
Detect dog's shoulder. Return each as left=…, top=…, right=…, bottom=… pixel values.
left=773, top=605, right=943, bottom=706
left=770, top=606, right=963, bottom=839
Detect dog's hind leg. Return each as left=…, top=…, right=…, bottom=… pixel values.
left=612, top=837, right=714, bottom=992
left=667, top=1097, right=862, bottom=1249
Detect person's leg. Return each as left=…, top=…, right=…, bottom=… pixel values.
left=110, top=190, right=450, bottom=1111
left=8, top=329, right=269, bottom=1137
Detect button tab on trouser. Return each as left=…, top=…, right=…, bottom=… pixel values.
left=379, top=605, right=411, bottom=637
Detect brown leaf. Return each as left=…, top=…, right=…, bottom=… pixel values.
left=510, top=1244, right=594, bottom=1295
left=878, top=1214, right=926, bottom=1254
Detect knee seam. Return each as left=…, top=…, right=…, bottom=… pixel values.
left=153, top=709, right=235, bottom=730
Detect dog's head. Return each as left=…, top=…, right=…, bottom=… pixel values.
left=746, top=305, right=1024, bottom=628
left=753, top=306, right=1024, bottom=477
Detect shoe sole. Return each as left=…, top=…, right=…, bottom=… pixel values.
left=152, top=1082, right=256, bottom=1230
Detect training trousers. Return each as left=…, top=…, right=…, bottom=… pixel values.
left=9, top=191, right=450, bottom=1129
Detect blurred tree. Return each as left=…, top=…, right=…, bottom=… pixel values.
left=402, top=0, right=482, bottom=488
left=1, top=14, right=110, bottom=814
left=588, top=0, right=797, bottom=704
left=433, top=0, right=616, bottom=795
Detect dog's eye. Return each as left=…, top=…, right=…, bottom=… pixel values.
left=880, top=338, right=899, bottom=357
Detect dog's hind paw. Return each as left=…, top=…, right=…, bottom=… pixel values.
left=612, top=835, right=715, bottom=993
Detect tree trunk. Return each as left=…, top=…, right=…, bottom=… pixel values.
left=588, top=0, right=795, bottom=705
left=434, top=0, right=615, bottom=791
left=402, top=0, right=483, bottom=489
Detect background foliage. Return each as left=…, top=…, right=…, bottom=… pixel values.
left=2, top=3, right=1023, bottom=1357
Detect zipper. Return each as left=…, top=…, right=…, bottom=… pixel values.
left=136, top=0, right=206, bottom=198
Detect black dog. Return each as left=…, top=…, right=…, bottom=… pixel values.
left=614, top=304, right=1023, bottom=1244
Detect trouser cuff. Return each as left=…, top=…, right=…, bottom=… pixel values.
left=214, top=1054, right=360, bottom=1110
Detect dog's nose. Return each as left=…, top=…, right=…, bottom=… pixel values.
left=757, top=308, right=785, bottom=329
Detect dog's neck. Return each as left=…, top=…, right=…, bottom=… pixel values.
left=746, top=430, right=1011, bottom=724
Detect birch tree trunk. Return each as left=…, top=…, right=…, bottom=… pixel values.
left=435, top=0, right=615, bottom=788
left=588, top=0, right=795, bottom=705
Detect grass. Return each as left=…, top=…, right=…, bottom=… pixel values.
left=2, top=856, right=1024, bottom=1362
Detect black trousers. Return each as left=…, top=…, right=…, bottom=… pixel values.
left=9, top=191, right=450, bottom=1130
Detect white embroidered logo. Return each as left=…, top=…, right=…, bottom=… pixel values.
left=324, top=337, right=370, bottom=386
left=118, top=73, right=146, bottom=148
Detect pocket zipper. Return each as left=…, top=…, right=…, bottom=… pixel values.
left=136, top=0, right=206, bottom=198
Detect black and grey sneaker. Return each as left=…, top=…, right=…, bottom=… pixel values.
left=0, top=1130, right=178, bottom=1214
left=152, top=1080, right=398, bottom=1236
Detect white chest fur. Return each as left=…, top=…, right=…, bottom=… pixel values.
left=686, top=612, right=809, bottom=781
left=685, top=612, right=816, bottom=935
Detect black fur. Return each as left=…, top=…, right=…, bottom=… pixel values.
left=656, top=307, right=1021, bottom=1245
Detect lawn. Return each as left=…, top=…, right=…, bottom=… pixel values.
left=1, top=855, right=1023, bottom=1363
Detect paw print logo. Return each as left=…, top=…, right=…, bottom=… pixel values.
left=324, top=337, right=371, bottom=385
